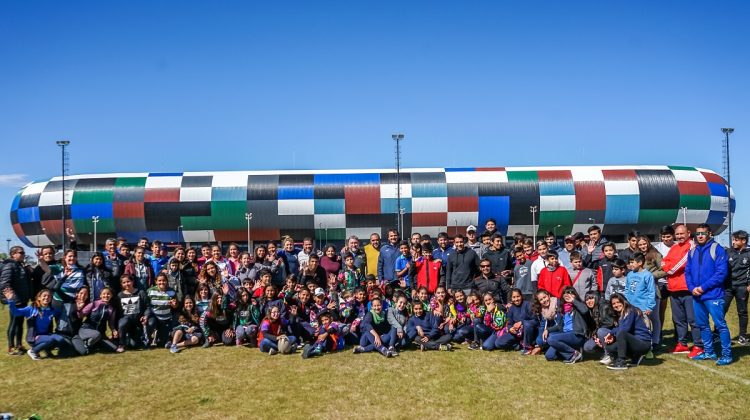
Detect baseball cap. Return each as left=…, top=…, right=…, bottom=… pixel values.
left=314, top=287, right=326, bottom=297
left=564, top=235, right=575, bottom=242
left=466, top=225, right=477, bottom=233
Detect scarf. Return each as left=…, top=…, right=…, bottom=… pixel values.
left=563, top=302, right=573, bottom=313
left=370, top=309, right=384, bottom=324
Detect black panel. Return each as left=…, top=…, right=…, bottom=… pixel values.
left=636, top=170, right=679, bottom=209
left=278, top=174, right=314, bottom=186
left=277, top=215, right=314, bottom=229
left=410, top=172, right=446, bottom=184
left=10, top=210, right=18, bottom=225
left=246, top=200, right=279, bottom=226
left=247, top=175, right=278, bottom=200
left=380, top=173, right=411, bottom=184
left=346, top=214, right=397, bottom=228
left=114, top=188, right=145, bottom=202
left=505, top=182, right=541, bottom=225
left=44, top=179, right=78, bottom=192
left=18, top=193, right=41, bottom=208
left=39, top=205, right=70, bottom=221
left=20, top=222, right=44, bottom=236
left=114, top=217, right=147, bottom=232
left=447, top=183, right=478, bottom=197
left=314, top=184, right=345, bottom=199
left=144, top=202, right=211, bottom=217
left=181, top=176, right=213, bottom=188
left=75, top=178, right=117, bottom=189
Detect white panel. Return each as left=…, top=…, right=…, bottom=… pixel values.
left=410, top=226, right=443, bottom=237
left=447, top=212, right=477, bottom=226
left=445, top=171, right=507, bottom=184
left=380, top=183, right=412, bottom=199
left=22, top=182, right=48, bottom=195
left=38, top=190, right=73, bottom=206
left=182, top=230, right=215, bottom=243
left=314, top=214, right=346, bottom=228
left=540, top=195, right=576, bottom=211
left=145, top=176, right=182, bottom=189
left=570, top=167, right=604, bottom=182
left=604, top=180, right=639, bottom=195
left=180, top=187, right=212, bottom=202
left=710, top=196, right=729, bottom=212
left=25, top=235, right=54, bottom=247
left=686, top=210, right=711, bottom=224
left=671, top=169, right=705, bottom=182
left=278, top=199, right=314, bottom=215
left=412, top=197, right=448, bottom=213
left=211, top=172, right=248, bottom=187
left=506, top=225, right=535, bottom=237
left=346, top=228, right=381, bottom=240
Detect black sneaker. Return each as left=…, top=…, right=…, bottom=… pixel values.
left=564, top=351, right=583, bottom=364
left=468, top=342, right=480, bottom=351
left=607, top=358, right=628, bottom=370
left=737, top=335, right=750, bottom=346
left=301, top=344, right=312, bottom=359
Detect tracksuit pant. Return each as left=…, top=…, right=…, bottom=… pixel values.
left=670, top=291, right=702, bottom=347
left=694, top=298, right=732, bottom=358
left=723, top=285, right=748, bottom=338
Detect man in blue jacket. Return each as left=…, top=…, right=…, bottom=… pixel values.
left=686, top=224, right=732, bottom=365
left=377, top=229, right=400, bottom=285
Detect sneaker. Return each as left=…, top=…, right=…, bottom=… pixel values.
left=301, top=344, right=312, bottom=359
left=352, top=346, right=365, bottom=354
left=170, top=345, right=180, bottom=354
left=671, top=343, right=690, bottom=354
left=388, top=346, right=400, bottom=356
left=296, top=343, right=306, bottom=351
left=380, top=347, right=393, bottom=358
left=468, top=342, right=480, bottom=351
left=115, top=346, right=125, bottom=353
left=716, top=355, right=733, bottom=366
left=688, top=347, right=704, bottom=359
left=599, top=354, right=613, bottom=365
left=165, top=342, right=172, bottom=349
left=7, top=347, right=16, bottom=356
left=691, top=351, right=717, bottom=361
left=521, top=348, right=532, bottom=356
left=439, top=344, right=452, bottom=352
left=236, top=339, right=242, bottom=347
left=737, top=336, right=750, bottom=346
left=27, top=349, right=41, bottom=361
left=630, top=355, right=645, bottom=367
left=202, top=340, right=211, bottom=348
left=564, top=351, right=583, bottom=364
left=607, top=359, right=628, bottom=370
left=268, top=348, right=279, bottom=356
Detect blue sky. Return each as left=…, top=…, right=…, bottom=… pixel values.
left=1, top=1, right=748, bottom=250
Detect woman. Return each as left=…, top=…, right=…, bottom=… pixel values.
left=605, top=293, right=653, bottom=370
left=267, top=242, right=287, bottom=287
left=250, top=246, right=276, bottom=281
left=197, top=261, right=222, bottom=293
left=85, top=252, right=115, bottom=300
left=543, top=287, right=593, bottom=363
left=124, top=246, right=154, bottom=291
left=637, top=234, right=667, bottom=347
left=582, top=291, right=617, bottom=363
left=3, top=288, right=62, bottom=360
left=494, top=289, right=534, bottom=351
left=524, top=289, right=558, bottom=356
left=353, top=297, right=395, bottom=357
left=199, top=290, right=235, bottom=347
left=319, top=245, right=342, bottom=279
left=75, top=287, right=118, bottom=354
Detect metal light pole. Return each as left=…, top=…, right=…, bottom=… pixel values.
left=177, top=225, right=183, bottom=244
left=91, top=216, right=99, bottom=252
left=244, top=213, right=253, bottom=250
left=530, top=206, right=538, bottom=244
left=399, top=208, right=406, bottom=239
left=680, top=206, right=688, bottom=227
left=392, top=133, right=405, bottom=236
left=6, top=239, right=10, bottom=254
left=553, top=224, right=562, bottom=244
left=56, top=140, right=70, bottom=252
left=721, top=128, right=734, bottom=236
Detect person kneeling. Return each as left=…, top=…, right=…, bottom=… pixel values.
left=605, top=293, right=653, bottom=370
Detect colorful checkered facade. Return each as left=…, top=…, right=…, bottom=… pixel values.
left=10, top=166, right=734, bottom=246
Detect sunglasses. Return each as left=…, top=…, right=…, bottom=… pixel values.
left=480, top=265, right=491, bottom=268
left=695, top=232, right=709, bottom=236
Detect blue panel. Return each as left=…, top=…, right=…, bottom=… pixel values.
left=412, top=183, right=448, bottom=198
left=707, top=182, right=728, bottom=197
left=445, top=167, right=475, bottom=172
left=278, top=185, right=314, bottom=200
left=71, top=203, right=114, bottom=220
left=707, top=210, right=727, bottom=225
left=478, top=196, right=510, bottom=235
left=314, top=199, right=345, bottom=214
left=731, top=198, right=736, bottom=212
left=539, top=181, right=575, bottom=196
left=11, top=192, right=21, bottom=211
left=315, top=173, right=379, bottom=185
left=17, top=207, right=40, bottom=224
left=605, top=195, right=640, bottom=224
left=148, top=172, right=183, bottom=177
left=381, top=198, right=412, bottom=214
left=212, top=187, right=246, bottom=201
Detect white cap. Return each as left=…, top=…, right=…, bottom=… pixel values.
left=314, top=287, right=326, bottom=297
left=466, top=225, right=477, bottom=233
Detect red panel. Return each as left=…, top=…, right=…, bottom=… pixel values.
left=475, top=167, right=505, bottom=172
left=574, top=181, right=606, bottom=210
left=144, top=188, right=181, bottom=203
left=345, top=186, right=380, bottom=214
left=677, top=181, right=709, bottom=195
left=113, top=202, right=145, bottom=218
left=700, top=171, right=725, bottom=184
left=412, top=212, right=447, bottom=226
left=12, top=223, right=24, bottom=239
left=39, top=219, right=75, bottom=237
left=537, top=170, right=572, bottom=181
left=448, top=196, right=478, bottom=212
left=602, top=169, right=637, bottom=180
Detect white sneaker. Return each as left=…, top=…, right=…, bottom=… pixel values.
left=599, top=354, right=613, bottom=365
left=27, top=349, right=41, bottom=361
left=268, top=348, right=279, bottom=356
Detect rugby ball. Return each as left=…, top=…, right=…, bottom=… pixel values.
left=277, top=336, right=293, bottom=354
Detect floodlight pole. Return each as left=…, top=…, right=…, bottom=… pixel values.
left=56, top=140, right=70, bottom=252
left=721, top=128, right=734, bottom=236
left=530, top=206, right=538, bottom=244
left=92, top=216, right=99, bottom=252
left=392, top=133, right=405, bottom=237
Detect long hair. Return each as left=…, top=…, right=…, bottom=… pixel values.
left=198, top=261, right=222, bottom=289
left=609, top=293, right=641, bottom=321
left=532, top=289, right=552, bottom=315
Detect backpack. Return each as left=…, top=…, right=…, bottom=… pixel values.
left=689, top=242, right=719, bottom=261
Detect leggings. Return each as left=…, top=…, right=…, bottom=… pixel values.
left=7, top=306, right=24, bottom=348
left=604, top=330, right=651, bottom=360
left=118, top=317, right=144, bottom=348
left=235, top=325, right=258, bottom=345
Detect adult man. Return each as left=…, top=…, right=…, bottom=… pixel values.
left=662, top=224, right=703, bottom=356
left=474, top=258, right=511, bottom=305
left=557, top=236, right=576, bottom=269
left=364, top=233, right=381, bottom=278
left=581, top=225, right=608, bottom=269
left=465, top=226, right=481, bottom=253
left=655, top=225, right=675, bottom=257
left=445, top=234, right=479, bottom=296
left=725, top=230, right=749, bottom=346
left=483, top=233, right=512, bottom=280
left=32, top=245, right=57, bottom=296
left=297, top=237, right=319, bottom=268
left=103, top=238, right=125, bottom=280
left=432, top=232, right=454, bottom=267
left=686, top=224, right=731, bottom=365
left=1, top=246, right=32, bottom=355
left=342, top=236, right=367, bottom=273
left=377, top=229, right=400, bottom=285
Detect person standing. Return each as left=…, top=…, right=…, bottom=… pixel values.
left=686, top=224, right=732, bottom=365
left=1, top=246, right=32, bottom=355
left=725, top=230, right=749, bottom=346
left=363, top=233, right=381, bottom=279
left=377, top=229, right=400, bottom=285
left=446, top=234, right=479, bottom=296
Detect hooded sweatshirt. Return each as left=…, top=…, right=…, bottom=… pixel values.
left=537, top=264, right=572, bottom=299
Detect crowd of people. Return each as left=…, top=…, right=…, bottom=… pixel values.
left=1, top=219, right=747, bottom=370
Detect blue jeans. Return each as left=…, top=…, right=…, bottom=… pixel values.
left=387, top=329, right=409, bottom=349
left=545, top=332, right=585, bottom=361
left=32, top=334, right=68, bottom=353
left=521, top=319, right=539, bottom=349
left=451, top=324, right=473, bottom=343
left=583, top=327, right=611, bottom=354
left=483, top=330, right=519, bottom=351
left=360, top=329, right=394, bottom=352
left=693, top=298, right=731, bottom=358
left=473, top=322, right=492, bottom=344
left=259, top=335, right=297, bottom=352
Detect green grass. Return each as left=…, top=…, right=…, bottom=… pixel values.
left=1, top=306, right=748, bottom=420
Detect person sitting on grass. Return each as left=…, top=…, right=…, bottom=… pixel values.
left=146, top=273, right=178, bottom=348
left=116, top=274, right=149, bottom=353
left=469, top=293, right=506, bottom=351
left=386, top=293, right=410, bottom=353
left=258, top=306, right=296, bottom=355
left=169, top=312, right=201, bottom=353
left=3, top=288, right=61, bottom=360
left=581, top=291, right=617, bottom=365
left=406, top=299, right=453, bottom=352
left=623, top=253, right=656, bottom=355
left=494, top=289, right=534, bottom=352
left=200, top=288, right=235, bottom=348
left=543, top=287, right=592, bottom=364
left=74, top=287, right=118, bottom=354
left=449, top=290, right=474, bottom=344
left=353, top=297, right=395, bottom=357
left=524, top=289, right=558, bottom=356
left=301, top=310, right=343, bottom=359
left=604, top=293, right=653, bottom=370
left=231, top=288, right=261, bottom=347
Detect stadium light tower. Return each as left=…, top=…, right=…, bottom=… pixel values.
left=245, top=213, right=253, bottom=250
left=91, top=216, right=99, bottom=252
left=392, top=133, right=405, bottom=237
left=721, top=128, right=734, bottom=236
left=530, top=206, right=538, bottom=244
left=56, top=140, right=70, bottom=252
left=680, top=206, right=688, bottom=227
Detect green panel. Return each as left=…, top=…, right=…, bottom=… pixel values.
left=506, top=171, right=538, bottom=182
left=679, top=195, right=710, bottom=210
left=72, top=189, right=114, bottom=204
left=115, top=177, right=147, bottom=188
left=74, top=218, right=116, bottom=233
left=638, top=209, right=678, bottom=224
left=181, top=216, right=212, bottom=230
left=668, top=165, right=696, bottom=171
left=210, top=201, right=247, bottom=229
left=314, top=228, right=347, bottom=241
left=538, top=211, right=575, bottom=234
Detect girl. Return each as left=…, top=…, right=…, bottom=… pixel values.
left=116, top=274, right=149, bottom=352
left=197, top=261, right=222, bottom=293
left=235, top=251, right=254, bottom=284
left=475, top=293, right=508, bottom=351
left=2, top=288, right=61, bottom=360
left=266, top=242, right=287, bottom=287
left=194, top=284, right=211, bottom=316
left=146, top=273, right=178, bottom=347
left=182, top=295, right=201, bottom=325
left=449, top=290, right=474, bottom=344
left=169, top=312, right=201, bottom=353
left=182, top=248, right=199, bottom=296
left=495, top=289, right=534, bottom=351
left=52, top=249, right=86, bottom=305
left=637, top=234, right=666, bottom=346
left=582, top=291, right=617, bottom=364
left=124, top=246, right=154, bottom=291
left=525, top=290, right=558, bottom=356
left=200, top=289, right=235, bottom=347
left=353, top=297, right=395, bottom=357
left=225, top=242, right=241, bottom=274
left=85, top=252, right=115, bottom=299
left=543, top=287, right=593, bottom=363
left=386, top=293, right=410, bottom=352
left=250, top=246, right=277, bottom=282
left=605, top=293, right=653, bottom=370
left=209, top=245, right=234, bottom=276
left=165, top=257, right=186, bottom=302
left=76, top=287, right=118, bottom=354
left=258, top=306, right=296, bottom=355
left=232, top=288, right=261, bottom=347
left=320, top=245, right=342, bottom=279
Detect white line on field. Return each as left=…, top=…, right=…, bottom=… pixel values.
left=665, top=354, right=750, bottom=386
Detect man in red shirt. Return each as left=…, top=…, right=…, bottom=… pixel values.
left=537, top=250, right=572, bottom=299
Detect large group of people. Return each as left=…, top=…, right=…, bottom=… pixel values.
left=1, top=219, right=747, bottom=370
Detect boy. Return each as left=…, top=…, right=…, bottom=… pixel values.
left=567, top=251, right=597, bottom=298
left=394, top=241, right=413, bottom=291
left=301, top=311, right=343, bottom=359
left=537, top=251, right=572, bottom=299
left=595, top=242, right=620, bottom=293
left=169, top=313, right=201, bottom=353
left=513, top=248, right=535, bottom=301
left=604, top=259, right=627, bottom=300
left=411, top=243, right=443, bottom=297
left=624, top=253, right=656, bottom=351
left=146, top=275, right=178, bottom=347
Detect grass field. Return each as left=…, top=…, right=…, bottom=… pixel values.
left=1, top=306, right=748, bottom=420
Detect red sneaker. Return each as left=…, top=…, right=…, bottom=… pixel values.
left=671, top=343, right=690, bottom=354
left=688, top=346, right=704, bottom=359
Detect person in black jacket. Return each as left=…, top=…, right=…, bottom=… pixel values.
left=31, top=245, right=57, bottom=297
left=85, top=252, right=116, bottom=300
left=473, top=258, right=512, bottom=305
left=544, top=287, right=594, bottom=364
left=1, top=246, right=32, bottom=355
left=582, top=291, right=617, bottom=363
left=725, top=230, right=750, bottom=345
left=446, top=234, right=479, bottom=296
left=483, top=234, right=513, bottom=281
